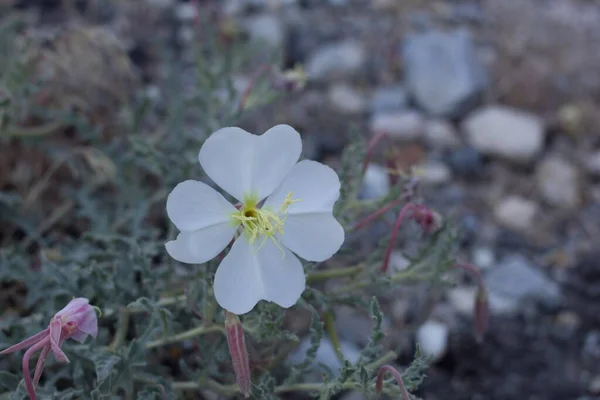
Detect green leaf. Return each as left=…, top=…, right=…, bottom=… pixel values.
left=0, top=372, right=19, bottom=391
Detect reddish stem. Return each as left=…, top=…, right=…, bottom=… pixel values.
left=22, top=336, right=50, bottom=400
left=238, top=64, right=273, bottom=112
left=0, top=329, right=49, bottom=355
left=375, top=365, right=411, bottom=399
left=352, top=197, right=404, bottom=231
left=33, top=344, right=51, bottom=387
left=381, top=203, right=417, bottom=273
left=362, top=131, right=389, bottom=177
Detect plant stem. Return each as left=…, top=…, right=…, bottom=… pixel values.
left=146, top=325, right=224, bottom=349
left=108, top=308, right=130, bottom=352
left=306, top=264, right=364, bottom=284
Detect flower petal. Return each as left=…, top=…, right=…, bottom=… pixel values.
left=213, top=237, right=305, bottom=314
left=199, top=125, right=302, bottom=202
left=55, top=298, right=89, bottom=318
left=165, top=223, right=237, bottom=264
left=166, top=180, right=237, bottom=232
left=280, top=213, right=344, bottom=262
left=263, top=160, right=341, bottom=215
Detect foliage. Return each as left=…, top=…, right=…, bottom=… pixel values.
left=0, top=9, right=462, bottom=400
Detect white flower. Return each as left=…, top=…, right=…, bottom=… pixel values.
left=165, top=125, right=345, bottom=315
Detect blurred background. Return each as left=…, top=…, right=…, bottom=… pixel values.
left=1, top=0, right=600, bottom=399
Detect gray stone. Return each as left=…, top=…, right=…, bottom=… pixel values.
left=243, top=13, right=284, bottom=48
left=306, top=40, right=366, bottom=81
left=471, top=246, right=495, bottom=270
left=447, top=286, right=519, bottom=316
left=417, top=161, right=452, bottom=185
left=446, top=146, right=484, bottom=179
left=334, top=307, right=392, bottom=346
left=370, top=110, right=425, bottom=141
left=328, top=83, right=366, bottom=115
left=585, top=151, right=600, bottom=177
left=359, top=164, right=390, bottom=200
left=424, top=119, right=460, bottom=149
left=286, top=337, right=361, bottom=378
left=484, top=255, right=561, bottom=307
left=463, top=105, right=545, bottom=164
left=402, top=29, right=487, bottom=117
left=175, top=3, right=197, bottom=21
left=416, top=320, right=449, bottom=362
left=493, top=195, right=539, bottom=232
left=536, top=156, right=581, bottom=208
left=369, top=84, right=409, bottom=113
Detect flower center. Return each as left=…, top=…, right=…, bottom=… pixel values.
left=231, top=192, right=300, bottom=254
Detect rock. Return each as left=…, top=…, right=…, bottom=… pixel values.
left=306, top=40, right=366, bottom=81
left=335, top=307, right=392, bottom=346
left=585, top=151, right=600, bottom=177
left=243, top=13, right=284, bottom=48
left=484, top=255, right=561, bottom=307
left=446, top=146, right=484, bottom=179
left=416, top=320, right=449, bottom=362
left=328, top=83, right=366, bottom=115
left=286, top=337, right=361, bottom=377
left=447, top=286, right=519, bottom=316
left=424, top=119, right=460, bottom=149
left=370, top=110, right=425, bottom=141
left=471, top=246, right=495, bottom=270
left=463, top=105, right=545, bottom=164
left=175, top=3, right=196, bottom=21
left=359, top=164, right=390, bottom=200
left=402, top=28, right=487, bottom=117
left=340, top=391, right=367, bottom=400
left=369, top=84, right=409, bottom=113
left=388, top=251, right=410, bottom=273
left=493, top=195, right=538, bottom=232
left=536, top=156, right=581, bottom=208
left=417, top=161, right=452, bottom=185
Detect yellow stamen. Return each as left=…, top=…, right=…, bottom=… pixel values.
left=230, top=192, right=301, bottom=257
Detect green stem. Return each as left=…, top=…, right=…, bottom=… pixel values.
left=2, top=120, right=64, bottom=138
left=108, top=308, right=130, bottom=352
left=306, top=264, right=364, bottom=284
left=146, top=325, right=224, bottom=349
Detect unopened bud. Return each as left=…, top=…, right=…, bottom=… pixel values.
left=271, top=65, right=307, bottom=92
left=225, top=312, right=251, bottom=398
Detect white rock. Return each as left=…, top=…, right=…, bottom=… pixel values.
left=286, top=337, right=361, bottom=377
left=463, top=105, right=545, bottom=164
left=424, top=119, right=460, bottom=149
left=584, top=151, right=600, bottom=177
left=370, top=110, right=425, bottom=141
left=536, top=156, right=581, bottom=208
left=416, top=320, right=449, bottom=362
left=403, top=29, right=487, bottom=117
left=360, top=164, right=390, bottom=199
left=388, top=251, right=410, bottom=273
left=328, top=83, right=366, bottom=115
left=447, top=286, right=519, bottom=316
left=417, top=161, right=452, bottom=185
left=471, top=247, right=495, bottom=270
left=243, top=13, right=284, bottom=48
left=493, top=195, right=538, bottom=232
left=175, top=3, right=197, bottom=21
left=306, top=41, right=366, bottom=81
left=369, top=84, right=408, bottom=113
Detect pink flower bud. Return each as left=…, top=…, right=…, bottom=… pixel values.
left=225, top=312, right=251, bottom=398
left=0, top=297, right=99, bottom=400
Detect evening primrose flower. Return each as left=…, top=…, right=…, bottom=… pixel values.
left=166, top=125, right=344, bottom=315
left=0, top=298, right=98, bottom=400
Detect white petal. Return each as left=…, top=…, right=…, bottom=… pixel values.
left=165, top=223, right=237, bottom=264
left=166, top=180, right=237, bottom=232
left=213, top=237, right=306, bottom=314
left=199, top=125, right=302, bottom=202
left=263, top=160, right=341, bottom=215
left=280, top=213, right=345, bottom=262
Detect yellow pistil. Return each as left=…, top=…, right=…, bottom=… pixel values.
left=231, top=192, right=301, bottom=256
